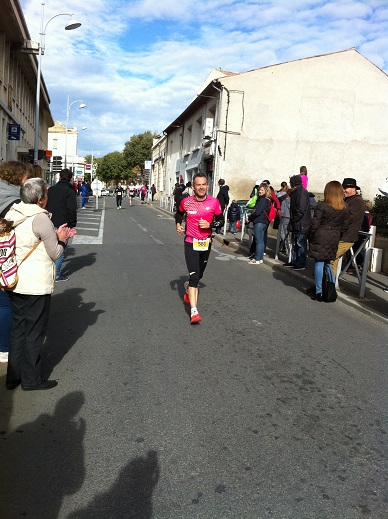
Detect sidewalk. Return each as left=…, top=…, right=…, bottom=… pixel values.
left=149, top=199, right=388, bottom=324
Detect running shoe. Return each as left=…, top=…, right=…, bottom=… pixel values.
left=183, top=293, right=190, bottom=304
left=249, top=259, right=263, bottom=264
left=190, top=313, right=202, bottom=324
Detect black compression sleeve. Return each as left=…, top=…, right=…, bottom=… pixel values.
left=175, top=210, right=184, bottom=225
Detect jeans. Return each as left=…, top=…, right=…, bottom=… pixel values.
left=55, top=239, right=68, bottom=278
left=228, top=221, right=237, bottom=233
left=292, top=233, right=308, bottom=267
left=253, top=222, right=268, bottom=261
left=0, top=289, right=12, bottom=353
left=315, top=262, right=335, bottom=294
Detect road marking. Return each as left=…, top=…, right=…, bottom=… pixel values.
left=149, top=235, right=164, bottom=245
left=73, top=200, right=105, bottom=245
left=138, top=224, right=148, bottom=232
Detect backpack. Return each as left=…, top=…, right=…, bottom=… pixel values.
left=264, top=203, right=277, bottom=222
left=0, top=224, right=18, bottom=288
left=0, top=219, right=41, bottom=289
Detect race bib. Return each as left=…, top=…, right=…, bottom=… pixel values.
left=193, top=238, right=210, bottom=251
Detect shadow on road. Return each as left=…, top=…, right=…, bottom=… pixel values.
left=43, top=288, right=104, bottom=376
left=62, top=249, right=97, bottom=276
left=67, top=450, right=160, bottom=519
left=0, top=391, right=86, bottom=519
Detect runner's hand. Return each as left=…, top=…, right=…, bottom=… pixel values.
left=176, top=224, right=185, bottom=235
left=198, top=218, right=210, bottom=229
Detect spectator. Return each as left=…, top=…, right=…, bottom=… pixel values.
left=276, top=182, right=289, bottom=204
left=284, top=175, right=311, bottom=270
left=331, top=178, right=365, bottom=277
left=182, top=181, right=194, bottom=198
left=300, top=165, right=308, bottom=190
left=5, top=178, right=72, bottom=390
left=261, top=179, right=281, bottom=251
left=80, top=181, right=88, bottom=208
left=308, top=181, right=349, bottom=301
left=246, top=184, right=271, bottom=265
left=217, top=179, right=230, bottom=212
left=140, top=182, right=148, bottom=203
left=227, top=199, right=241, bottom=234
left=0, top=161, right=34, bottom=364
left=151, top=184, right=157, bottom=201
left=279, top=189, right=292, bottom=254
left=351, top=199, right=373, bottom=272
left=46, top=169, right=78, bottom=282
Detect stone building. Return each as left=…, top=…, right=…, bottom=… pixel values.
left=0, top=0, right=53, bottom=168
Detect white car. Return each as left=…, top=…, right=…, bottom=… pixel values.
left=100, top=188, right=110, bottom=196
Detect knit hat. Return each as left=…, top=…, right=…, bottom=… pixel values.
left=290, top=175, right=302, bottom=187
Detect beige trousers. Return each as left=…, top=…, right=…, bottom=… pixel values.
left=331, top=241, right=354, bottom=277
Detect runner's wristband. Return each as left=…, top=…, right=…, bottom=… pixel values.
left=58, top=240, right=66, bottom=248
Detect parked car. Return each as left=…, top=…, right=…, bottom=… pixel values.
left=100, top=188, right=110, bottom=196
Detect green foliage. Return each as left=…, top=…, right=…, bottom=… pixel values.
left=96, top=152, right=128, bottom=184
left=371, top=195, right=388, bottom=236
left=123, top=131, right=153, bottom=174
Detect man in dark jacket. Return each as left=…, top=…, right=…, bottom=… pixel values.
left=284, top=175, right=311, bottom=270
left=217, top=179, right=230, bottom=211
left=216, top=179, right=229, bottom=233
left=46, top=169, right=77, bottom=281
left=331, top=178, right=365, bottom=276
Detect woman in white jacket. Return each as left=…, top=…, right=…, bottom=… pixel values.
left=5, top=178, right=73, bottom=391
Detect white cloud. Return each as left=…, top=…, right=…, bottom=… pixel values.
left=20, top=0, right=388, bottom=157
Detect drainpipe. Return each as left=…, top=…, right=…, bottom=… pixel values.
left=212, top=81, right=222, bottom=195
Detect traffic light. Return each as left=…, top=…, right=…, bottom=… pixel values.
left=28, top=149, right=45, bottom=162
left=52, top=156, right=63, bottom=172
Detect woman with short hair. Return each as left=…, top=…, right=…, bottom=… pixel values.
left=5, top=178, right=72, bottom=390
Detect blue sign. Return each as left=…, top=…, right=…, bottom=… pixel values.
left=8, top=124, right=20, bottom=141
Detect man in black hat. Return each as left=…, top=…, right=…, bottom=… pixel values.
left=331, top=178, right=365, bottom=276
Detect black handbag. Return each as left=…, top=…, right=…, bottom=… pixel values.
left=322, top=264, right=337, bottom=303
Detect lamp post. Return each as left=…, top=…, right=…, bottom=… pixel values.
left=64, top=96, right=87, bottom=168
left=33, top=2, right=81, bottom=165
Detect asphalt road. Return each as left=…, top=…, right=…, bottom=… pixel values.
left=0, top=196, right=387, bottom=519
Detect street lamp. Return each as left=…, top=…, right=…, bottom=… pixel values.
left=33, top=2, right=81, bottom=165
left=64, top=96, right=87, bottom=168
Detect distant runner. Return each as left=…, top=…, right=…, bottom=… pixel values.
left=114, top=182, right=125, bottom=209
left=175, top=173, right=223, bottom=324
left=127, top=182, right=135, bottom=206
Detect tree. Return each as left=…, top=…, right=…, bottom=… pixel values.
left=97, top=152, right=127, bottom=184
left=123, top=131, right=153, bottom=177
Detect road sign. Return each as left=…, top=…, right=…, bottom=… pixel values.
left=91, top=179, right=102, bottom=196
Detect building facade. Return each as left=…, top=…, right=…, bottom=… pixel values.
left=157, top=49, right=388, bottom=203
left=47, top=122, right=85, bottom=184
left=0, top=0, right=54, bottom=170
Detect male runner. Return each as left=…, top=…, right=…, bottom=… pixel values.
left=114, top=182, right=125, bottom=209
left=175, top=173, right=224, bottom=324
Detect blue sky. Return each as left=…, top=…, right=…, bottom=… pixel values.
left=20, top=0, right=388, bottom=158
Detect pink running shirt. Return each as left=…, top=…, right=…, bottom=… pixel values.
left=179, top=195, right=222, bottom=243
